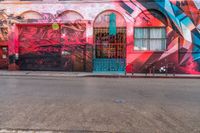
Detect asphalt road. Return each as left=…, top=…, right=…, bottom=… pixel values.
left=0, top=76, right=200, bottom=133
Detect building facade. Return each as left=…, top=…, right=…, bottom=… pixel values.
left=0, top=0, right=200, bottom=74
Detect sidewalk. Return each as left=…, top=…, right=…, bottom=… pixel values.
left=0, top=70, right=200, bottom=79
left=0, top=129, right=104, bottom=133
left=0, top=70, right=91, bottom=77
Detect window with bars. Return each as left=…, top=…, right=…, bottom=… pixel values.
left=94, top=27, right=126, bottom=59
left=134, top=27, right=166, bottom=51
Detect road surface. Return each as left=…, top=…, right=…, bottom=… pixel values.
left=0, top=76, right=200, bottom=133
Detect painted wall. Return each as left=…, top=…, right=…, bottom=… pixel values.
left=0, top=0, right=199, bottom=74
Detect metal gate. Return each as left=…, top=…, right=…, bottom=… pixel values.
left=19, top=45, right=62, bottom=71
left=19, top=44, right=93, bottom=71
left=18, top=24, right=93, bottom=71
left=93, top=27, right=126, bottom=72
left=18, top=24, right=63, bottom=71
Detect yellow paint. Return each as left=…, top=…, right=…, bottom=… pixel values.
left=52, top=23, right=59, bottom=30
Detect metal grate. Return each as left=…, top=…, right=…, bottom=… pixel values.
left=94, top=27, right=126, bottom=59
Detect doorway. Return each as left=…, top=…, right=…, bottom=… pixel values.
left=93, top=10, right=126, bottom=73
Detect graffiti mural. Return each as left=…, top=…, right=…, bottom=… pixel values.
left=61, top=23, right=93, bottom=72
left=0, top=28, right=8, bottom=42
left=0, top=13, right=8, bottom=69
left=0, top=19, right=8, bottom=48
left=18, top=24, right=62, bottom=70
left=118, top=0, right=200, bottom=74
left=0, top=0, right=199, bottom=74
left=61, top=23, right=86, bottom=44
left=17, top=22, right=92, bottom=71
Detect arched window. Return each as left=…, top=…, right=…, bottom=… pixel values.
left=93, top=10, right=126, bottom=59
left=134, top=9, right=168, bottom=51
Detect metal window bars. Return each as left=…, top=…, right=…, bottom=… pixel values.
left=94, top=27, right=126, bottom=59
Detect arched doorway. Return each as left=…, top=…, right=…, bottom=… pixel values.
left=93, top=10, right=126, bottom=73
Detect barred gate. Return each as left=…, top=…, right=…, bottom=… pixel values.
left=93, top=27, right=126, bottom=72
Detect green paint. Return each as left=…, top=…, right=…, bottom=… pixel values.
left=109, top=13, right=117, bottom=36
left=52, top=23, right=59, bottom=30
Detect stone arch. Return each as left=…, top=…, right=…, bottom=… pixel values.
left=57, top=10, right=84, bottom=22
left=94, top=9, right=126, bottom=28
left=19, top=10, right=43, bottom=22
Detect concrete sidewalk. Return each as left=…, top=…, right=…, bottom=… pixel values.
left=0, top=70, right=200, bottom=78
left=0, top=70, right=91, bottom=77
left=0, top=129, right=105, bottom=133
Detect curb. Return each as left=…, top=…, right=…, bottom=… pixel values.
left=1, top=73, right=200, bottom=79
left=0, top=74, right=80, bottom=78
left=0, top=72, right=87, bottom=78
left=86, top=75, right=200, bottom=79
left=1, top=70, right=200, bottom=79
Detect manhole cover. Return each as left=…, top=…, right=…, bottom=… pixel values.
left=113, top=99, right=126, bottom=103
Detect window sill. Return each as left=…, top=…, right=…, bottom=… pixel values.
left=132, top=50, right=165, bottom=53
